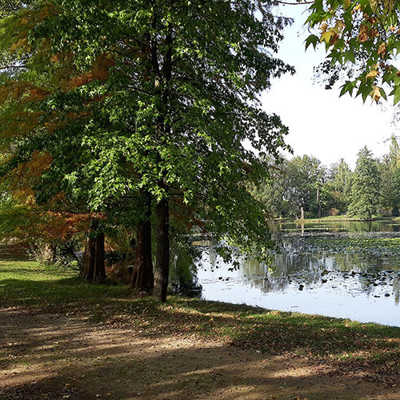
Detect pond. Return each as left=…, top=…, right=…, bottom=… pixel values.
left=194, top=220, right=400, bottom=327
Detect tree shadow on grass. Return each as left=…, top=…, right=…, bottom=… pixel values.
left=165, top=298, right=400, bottom=381
left=2, top=278, right=400, bottom=388
left=0, top=278, right=131, bottom=309
left=1, top=309, right=399, bottom=400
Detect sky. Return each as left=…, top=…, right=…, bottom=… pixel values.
left=261, top=4, right=396, bottom=169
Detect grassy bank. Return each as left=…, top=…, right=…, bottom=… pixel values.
left=293, top=215, right=384, bottom=223
left=1, top=258, right=400, bottom=388
left=274, top=215, right=384, bottom=224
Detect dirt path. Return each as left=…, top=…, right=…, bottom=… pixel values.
left=1, top=307, right=399, bottom=400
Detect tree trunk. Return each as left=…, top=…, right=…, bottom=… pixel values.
left=81, top=219, right=105, bottom=283
left=300, top=206, right=304, bottom=220
left=81, top=233, right=95, bottom=281
left=131, top=192, right=154, bottom=292
left=36, top=242, right=57, bottom=265
left=317, top=187, right=321, bottom=218
left=93, top=229, right=105, bottom=283
left=131, top=218, right=154, bottom=292
left=154, top=198, right=169, bottom=302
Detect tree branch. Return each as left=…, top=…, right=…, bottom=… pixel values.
left=273, top=0, right=313, bottom=4
left=0, top=65, right=25, bottom=70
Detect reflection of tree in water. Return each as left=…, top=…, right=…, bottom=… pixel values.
left=241, top=252, right=329, bottom=293
left=327, top=252, right=400, bottom=300
left=239, top=236, right=400, bottom=300
left=332, top=252, right=392, bottom=272
left=170, top=238, right=203, bottom=297
left=394, top=276, right=400, bottom=305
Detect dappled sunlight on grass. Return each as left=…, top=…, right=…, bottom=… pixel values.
left=1, top=259, right=400, bottom=399
left=0, top=260, right=132, bottom=308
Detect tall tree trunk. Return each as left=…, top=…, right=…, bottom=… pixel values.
left=131, top=193, right=154, bottom=292
left=93, top=229, right=105, bottom=283
left=317, top=187, right=321, bottom=218
left=300, top=206, right=304, bottom=220
left=149, top=12, right=172, bottom=302
left=36, top=242, right=57, bottom=265
left=81, top=219, right=105, bottom=283
left=154, top=198, right=169, bottom=302
left=81, top=231, right=95, bottom=281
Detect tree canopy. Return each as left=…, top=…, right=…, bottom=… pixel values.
left=348, top=146, right=380, bottom=219
left=0, top=0, right=294, bottom=300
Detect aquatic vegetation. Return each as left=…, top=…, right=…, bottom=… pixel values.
left=304, top=236, right=400, bottom=258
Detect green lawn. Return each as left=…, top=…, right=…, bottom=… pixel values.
left=295, top=215, right=379, bottom=223
left=0, top=259, right=131, bottom=308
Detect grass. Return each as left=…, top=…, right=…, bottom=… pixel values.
left=0, top=260, right=132, bottom=308
left=293, top=215, right=389, bottom=223
left=1, top=257, right=400, bottom=385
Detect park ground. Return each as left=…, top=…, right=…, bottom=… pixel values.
left=1, top=250, right=400, bottom=400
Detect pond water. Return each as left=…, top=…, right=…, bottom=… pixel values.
left=195, top=220, right=400, bottom=327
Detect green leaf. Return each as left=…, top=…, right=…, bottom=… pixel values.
left=340, top=81, right=356, bottom=97
left=393, top=85, right=400, bottom=105
left=305, top=34, right=320, bottom=50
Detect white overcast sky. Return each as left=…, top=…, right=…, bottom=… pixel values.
left=261, top=4, right=396, bottom=169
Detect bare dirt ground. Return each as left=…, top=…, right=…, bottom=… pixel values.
left=1, top=307, right=400, bottom=400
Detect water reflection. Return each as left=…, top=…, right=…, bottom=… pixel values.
left=169, top=239, right=202, bottom=297
left=196, top=231, right=400, bottom=327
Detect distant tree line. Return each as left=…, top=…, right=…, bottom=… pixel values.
left=254, top=136, right=400, bottom=220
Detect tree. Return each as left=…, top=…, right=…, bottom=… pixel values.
left=348, top=147, right=380, bottom=219
left=0, top=1, right=294, bottom=301
left=328, top=158, right=353, bottom=213
left=379, top=135, right=400, bottom=215
left=251, top=157, right=290, bottom=218
left=0, top=10, right=109, bottom=280
left=284, top=155, right=325, bottom=218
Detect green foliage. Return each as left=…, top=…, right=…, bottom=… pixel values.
left=328, top=158, right=353, bottom=212
left=0, top=0, right=295, bottom=261
left=251, top=157, right=290, bottom=218
left=254, top=154, right=345, bottom=219
left=0, top=1, right=36, bottom=16
left=305, top=0, right=400, bottom=104
left=284, top=155, right=326, bottom=217
left=379, top=135, right=400, bottom=215
left=254, top=146, right=396, bottom=220
left=348, top=147, right=381, bottom=219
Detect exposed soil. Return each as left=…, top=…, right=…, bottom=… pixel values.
left=1, top=306, right=400, bottom=400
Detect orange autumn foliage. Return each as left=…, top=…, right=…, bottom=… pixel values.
left=0, top=111, right=43, bottom=138
left=65, top=53, right=115, bottom=89
left=9, top=208, right=92, bottom=243
left=41, top=211, right=91, bottom=240
left=13, top=188, right=36, bottom=206
left=8, top=151, right=53, bottom=199
left=0, top=81, right=50, bottom=113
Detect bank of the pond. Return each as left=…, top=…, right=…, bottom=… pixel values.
left=289, top=216, right=400, bottom=224
left=296, top=215, right=365, bottom=223
left=1, top=259, right=400, bottom=400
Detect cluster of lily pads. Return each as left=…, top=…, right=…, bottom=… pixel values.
left=298, top=235, right=400, bottom=258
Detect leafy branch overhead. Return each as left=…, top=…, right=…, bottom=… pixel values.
left=305, top=0, right=400, bottom=103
